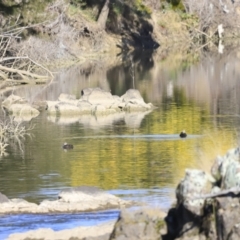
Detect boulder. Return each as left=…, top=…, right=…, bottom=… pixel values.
left=8, top=104, right=40, bottom=117
left=176, top=169, right=213, bottom=216
left=2, top=94, right=28, bottom=108
left=77, top=100, right=92, bottom=114
left=55, top=102, right=81, bottom=115
left=2, top=95, right=39, bottom=120
left=81, top=88, right=115, bottom=108
left=121, top=89, right=154, bottom=111
left=92, top=105, right=117, bottom=115
left=121, top=89, right=145, bottom=105
left=110, top=207, right=166, bottom=240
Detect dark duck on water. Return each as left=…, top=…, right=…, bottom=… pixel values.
left=179, top=130, right=187, bottom=138
left=62, top=142, right=74, bottom=150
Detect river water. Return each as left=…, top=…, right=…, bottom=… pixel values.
left=1, top=46, right=240, bottom=238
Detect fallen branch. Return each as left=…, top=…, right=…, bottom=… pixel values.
left=0, top=64, right=49, bottom=80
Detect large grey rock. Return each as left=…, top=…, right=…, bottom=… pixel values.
left=55, top=102, right=81, bottom=115
left=81, top=88, right=115, bottom=108
left=211, top=147, right=240, bottom=189
left=121, top=89, right=145, bottom=105
left=176, top=169, right=213, bottom=216
left=2, top=94, right=28, bottom=108
left=121, top=89, right=154, bottom=111
left=8, top=104, right=40, bottom=117
left=110, top=208, right=166, bottom=240
left=215, top=192, right=240, bottom=240
left=2, top=95, right=39, bottom=120
left=77, top=100, right=92, bottom=114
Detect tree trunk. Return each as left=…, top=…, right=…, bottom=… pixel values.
left=97, top=0, right=110, bottom=30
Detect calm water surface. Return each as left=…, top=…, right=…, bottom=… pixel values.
left=1, top=46, right=240, bottom=238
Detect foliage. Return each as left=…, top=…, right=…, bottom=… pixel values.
left=134, top=0, right=152, bottom=16
left=160, top=0, right=185, bottom=11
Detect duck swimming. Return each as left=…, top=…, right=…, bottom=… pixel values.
left=62, top=142, right=74, bottom=150
left=179, top=130, right=187, bottom=138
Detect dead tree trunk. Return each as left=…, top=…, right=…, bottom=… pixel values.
left=97, top=0, right=110, bottom=30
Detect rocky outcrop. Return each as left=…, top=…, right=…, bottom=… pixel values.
left=110, top=208, right=166, bottom=240
left=1, top=88, right=155, bottom=122
left=0, top=186, right=136, bottom=214
left=46, top=88, right=155, bottom=116
left=2, top=94, right=40, bottom=121
left=164, top=146, right=240, bottom=240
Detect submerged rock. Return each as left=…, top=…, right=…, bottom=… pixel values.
left=40, top=186, right=135, bottom=212
left=0, top=186, right=136, bottom=214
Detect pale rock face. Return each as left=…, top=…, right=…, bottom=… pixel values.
left=58, top=93, right=76, bottom=102
left=2, top=94, right=28, bottom=108
left=220, top=148, right=240, bottom=177
left=211, top=155, right=224, bottom=182
left=77, top=100, right=92, bottom=114
left=2, top=95, right=39, bottom=120
left=211, top=147, right=240, bottom=189
left=222, top=160, right=240, bottom=189
left=176, top=169, right=212, bottom=215
left=81, top=88, right=115, bottom=108
left=55, top=102, right=81, bottom=115
left=9, top=104, right=40, bottom=117
left=121, top=89, right=145, bottom=105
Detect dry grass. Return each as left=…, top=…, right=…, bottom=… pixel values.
left=0, top=117, right=34, bottom=156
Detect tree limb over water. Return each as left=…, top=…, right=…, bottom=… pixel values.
left=0, top=32, right=53, bottom=84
